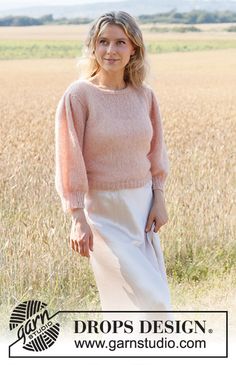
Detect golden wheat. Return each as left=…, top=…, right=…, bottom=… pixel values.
left=0, top=48, right=235, bottom=332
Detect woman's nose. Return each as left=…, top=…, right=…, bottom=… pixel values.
left=107, top=42, right=116, bottom=53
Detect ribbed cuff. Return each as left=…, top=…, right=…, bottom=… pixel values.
left=152, top=175, right=164, bottom=192
left=61, top=192, right=85, bottom=213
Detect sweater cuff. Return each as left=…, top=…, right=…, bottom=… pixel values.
left=61, top=192, right=85, bottom=213
left=152, top=175, right=165, bottom=192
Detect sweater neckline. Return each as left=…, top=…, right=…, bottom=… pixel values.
left=82, top=79, right=131, bottom=94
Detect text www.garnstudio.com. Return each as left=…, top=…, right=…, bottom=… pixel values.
left=73, top=319, right=210, bottom=352
left=74, top=338, right=206, bottom=351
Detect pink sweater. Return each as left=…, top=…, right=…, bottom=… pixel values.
left=55, top=79, right=169, bottom=212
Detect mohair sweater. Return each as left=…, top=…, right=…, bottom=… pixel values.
left=55, top=79, right=169, bottom=213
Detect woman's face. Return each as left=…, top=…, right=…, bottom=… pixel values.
left=94, top=24, right=135, bottom=75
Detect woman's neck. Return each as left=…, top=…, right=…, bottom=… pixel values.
left=89, top=72, right=126, bottom=90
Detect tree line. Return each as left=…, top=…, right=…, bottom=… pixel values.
left=0, top=10, right=236, bottom=26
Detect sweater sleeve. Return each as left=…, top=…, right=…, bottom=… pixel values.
left=147, top=90, right=170, bottom=192
left=55, top=89, right=88, bottom=213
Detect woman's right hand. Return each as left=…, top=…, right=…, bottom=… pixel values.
left=69, top=209, right=94, bottom=258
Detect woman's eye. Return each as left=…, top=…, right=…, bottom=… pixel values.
left=99, top=40, right=125, bottom=45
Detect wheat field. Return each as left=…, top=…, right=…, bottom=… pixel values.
left=0, top=25, right=235, bottom=334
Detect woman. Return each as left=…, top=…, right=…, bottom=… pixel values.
left=55, top=11, right=172, bottom=314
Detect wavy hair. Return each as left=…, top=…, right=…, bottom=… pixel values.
left=77, top=11, right=150, bottom=88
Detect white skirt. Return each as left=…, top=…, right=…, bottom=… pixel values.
left=84, top=180, right=172, bottom=314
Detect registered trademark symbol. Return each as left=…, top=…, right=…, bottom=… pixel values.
left=208, top=328, right=213, bottom=333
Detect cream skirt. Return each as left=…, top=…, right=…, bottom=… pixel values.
left=84, top=180, right=172, bottom=314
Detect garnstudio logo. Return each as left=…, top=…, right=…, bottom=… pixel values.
left=9, top=300, right=60, bottom=352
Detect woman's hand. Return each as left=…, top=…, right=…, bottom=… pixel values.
left=145, top=190, right=168, bottom=233
left=69, top=209, right=94, bottom=258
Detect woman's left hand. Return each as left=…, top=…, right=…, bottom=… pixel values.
left=145, top=190, right=168, bottom=233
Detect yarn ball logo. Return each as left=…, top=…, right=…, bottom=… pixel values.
left=9, top=300, right=60, bottom=352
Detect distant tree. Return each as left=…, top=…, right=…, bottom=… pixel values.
left=196, top=12, right=217, bottom=24
left=0, top=10, right=236, bottom=27
left=173, top=12, right=183, bottom=20
left=138, top=10, right=236, bottom=24
left=55, top=17, right=68, bottom=24
left=217, top=10, right=236, bottom=23
left=0, top=16, right=12, bottom=26
left=0, top=15, right=42, bottom=26
left=40, top=14, right=54, bottom=23
left=185, top=10, right=200, bottom=24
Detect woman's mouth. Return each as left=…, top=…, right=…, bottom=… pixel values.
left=104, top=59, right=119, bottom=63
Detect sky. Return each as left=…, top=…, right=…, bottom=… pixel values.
left=0, top=0, right=235, bottom=11
left=0, top=0, right=122, bottom=11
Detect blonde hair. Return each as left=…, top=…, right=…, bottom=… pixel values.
left=77, top=11, right=150, bottom=88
